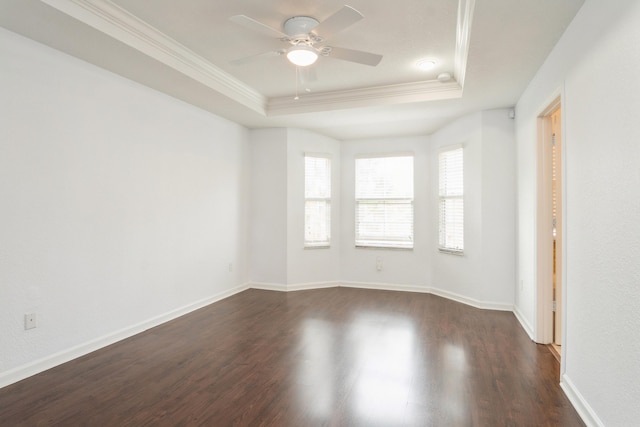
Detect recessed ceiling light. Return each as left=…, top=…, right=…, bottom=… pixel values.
left=416, top=59, right=437, bottom=71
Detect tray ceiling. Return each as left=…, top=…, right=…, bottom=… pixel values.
left=0, top=0, right=584, bottom=139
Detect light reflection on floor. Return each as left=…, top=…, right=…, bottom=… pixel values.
left=295, top=312, right=436, bottom=425
left=351, top=313, right=416, bottom=425
left=296, top=318, right=335, bottom=420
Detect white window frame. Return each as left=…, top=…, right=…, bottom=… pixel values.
left=438, top=145, right=464, bottom=254
left=355, top=154, right=414, bottom=249
left=304, top=154, right=331, bottom=248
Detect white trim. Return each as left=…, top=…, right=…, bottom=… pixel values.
left=341, top=281, right=513, bottom=311
left=535, top=91, right=563, bottom=345
left=0, top=281, right=518, bottom=390
left=249, top=282, right=288, bottom=292
left=268, top=80, right=462, bottom=115
left=250, top=281, right=513, bottom=311
left=560, top=374, right=604, bottom=427
left=0, top=283, right=249, bottom=389
left=429, top=286, right=513, bottom=311
left=287, top=281, right=340, bottom=291
left=340, top=280, right=429, bottom=294
left=454, top=0, right=475, bottom=88
left=249, top=281, right=340, bottom=292
left=40, top=0, right=266, bottom=114
left=558, top=85, right=569, bottom=377
left=438, top=248, right=464, bottom=256
left=513, top=305, right=535, bottom=340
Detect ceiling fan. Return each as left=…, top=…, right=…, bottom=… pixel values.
left=229, top=5, right=383, bottom=68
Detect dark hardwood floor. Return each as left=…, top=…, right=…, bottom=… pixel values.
left=0, top=288, right=584, bottom=426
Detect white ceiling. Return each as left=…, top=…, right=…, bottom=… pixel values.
left=0, top=0, right=584, bottom=140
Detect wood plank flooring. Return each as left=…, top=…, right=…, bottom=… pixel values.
left=0, top=288, right=584, bottom=426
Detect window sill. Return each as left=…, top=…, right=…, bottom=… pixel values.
left=438, top=248, right=464, bottom=256
left=304, top=245, right=331, bottom=250
left=355, top=245, right=413, bottom=251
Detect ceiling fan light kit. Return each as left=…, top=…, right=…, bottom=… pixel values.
left=287, top=45, right=318, bottom=67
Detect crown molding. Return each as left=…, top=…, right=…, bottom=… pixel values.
left=454, top=0, right=475, bottom=88
left=40, top=0, right=267, bottom=114
left=267, top=80, right=462, bottom=116
left=38, top=0, right=474, bottom=117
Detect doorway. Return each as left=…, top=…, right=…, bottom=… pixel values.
left=537, top=97, right=563, bottom=360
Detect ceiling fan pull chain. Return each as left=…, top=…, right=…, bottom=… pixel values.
left=294, top=66, right=300, bottom=100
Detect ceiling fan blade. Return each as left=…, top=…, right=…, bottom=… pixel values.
left=230, top=50, right=285, bottom=66
left=328, top=46, right=382, bottom=66
left=229, top=15, right=287, bottom=39
left=313, top=5, right=363, bottom=39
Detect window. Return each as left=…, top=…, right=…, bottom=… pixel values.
left=439, top=146, right=464, bottom=253
left=355, top=155, right=414, bottom=249
left=305, top=155, right=331, bottom=247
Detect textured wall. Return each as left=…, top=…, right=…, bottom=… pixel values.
left=515, top=0, right=640, bottom=424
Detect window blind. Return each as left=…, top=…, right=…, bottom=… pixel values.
left=305, top=155, right=331, bottom=247
left=355, top=155, right=414, bottom=249
left=439, top=147, right=464, bottom=252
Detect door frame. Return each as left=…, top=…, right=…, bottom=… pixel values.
left=536, top=93, right=567, bottom=366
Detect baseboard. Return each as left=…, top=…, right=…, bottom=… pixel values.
left=251, top=280, right=514, bottom=312
left=249, top=282, right=288, bottom=292
left=0, top=283, right=249, bottom=389
left=428, top=287, right=513, bottom=311
left=341, top=281, right=513, bottom=311
left=340, top=280, right=430, bottom=294
left=249, top=281, right=340, bottom=292
left=1, top=280, right=514, bottom=389
left=287, top=281, right=340, bottom=291
left=513, top=304, right=535, bottom=340
left=560, top=374, right=604, bottom=427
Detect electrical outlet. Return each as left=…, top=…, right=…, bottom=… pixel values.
left=228, top=263, right=233, bottom=272
left=376, top=256, right=383, bottom=271
left=24, top=313, right=36, bottom=330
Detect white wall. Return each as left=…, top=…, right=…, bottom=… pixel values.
left=248, top=128, right=288, bottom=284
left=515, top=1, right=640, bottom=425
left=0, top=28, right=250, bottom=383
left=479, top=110, right=516, bottom=305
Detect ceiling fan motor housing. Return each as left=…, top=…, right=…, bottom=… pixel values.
left=283, top=16, right=319, bottom=38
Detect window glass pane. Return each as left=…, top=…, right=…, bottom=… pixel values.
left=439, top=148, right=463, bottom=197
left=305, top=156, right=331, bottom=247
left=356, top=156, right=413, bottom=199
left=438, top=147, right=464, bottom=252
left=439, top=198, right=464, bottom=250
left=355, top=156, right=414, bottom=249
left=305, top=200, right=331, bottom=246
left=305, top=156, right=331, bottom=198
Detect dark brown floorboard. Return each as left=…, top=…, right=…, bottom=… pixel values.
left=0, top=288, right=584, bottom=426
